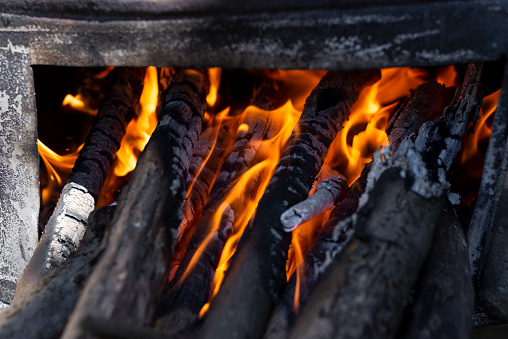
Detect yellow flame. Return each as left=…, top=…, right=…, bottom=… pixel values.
left=62, top=94, right=98, bottom=116
left=175, top=100, right=301, bottom=302
left=206, top=68, right=222, bottom=107
left=112, top=66, right=159, bottom=177
left=38, top=140, right=82, bottom=205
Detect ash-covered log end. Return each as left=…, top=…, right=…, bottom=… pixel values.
left=280, top=176, right=347, bottom=232
left=14, top=182, right=95, bottom=301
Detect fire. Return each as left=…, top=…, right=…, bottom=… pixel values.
left=206, top=68, right=222, bottom=107
left=459, top=89, right=501, bottom=178
left=177, top=101, right=301, bottom=316
left=38, top=140, right=81, bottom=206
left=111, top=66, right=159, bottom=177
left=62, top=94, right=98, bottom=116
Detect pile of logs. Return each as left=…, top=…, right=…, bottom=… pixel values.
left=0, top=62, right=506, bottom=339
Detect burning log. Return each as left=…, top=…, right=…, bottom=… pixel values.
left=61, top=69, right=209, bottom=338
left=287, top=63, right=483, bottom=339
left=155, top=79, right=282, bottom=333
left=170, top=119, right=236, bottom=280
left=199, top=69, right=381, bottom=339
left=15, top=68, right=145, bottom=300
left=0, top=205, right=114, bottom=339
left=396, top=202, right=473, bottom=339
left=468, top=71, right=508, bottom=324
left=264, top=80, right=455, bottom=339
left=280, top=176, right=347, bottom=232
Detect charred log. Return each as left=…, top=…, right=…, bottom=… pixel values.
left=155, top=79, right=282, bottom=333
left=0, top=205, right=114, bottom=339
left=264, top=80, right=455, bottom=339
left=61, top=69, right=209, bottom=339
left=287, top=63, right=483, bottom=339
left=15, top=68, right=145, bottom=300
left=468, top=69, right=508, bottom=325
left=396, top=202, right=473, bottom=339
left=198, top=70, right=381, bottom=339
left=288, top=168, right=446, bottom=339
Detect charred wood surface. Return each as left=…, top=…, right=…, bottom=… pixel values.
left=170, top=121, right=235, bottom=281
left=468, top=69, right=508, bottom=324
left=396, top=202, right=473, bottom=339
left=0, top=205, right=114, bottom=339
left=61, top=69, right=209, bottom=339
left=288, top=168, right=446, bottom=339
left=198, top=70, right=381, bottom=339
left=287, top=63, right=483, bottom=339
left=156, top=80, right=282, bottom=333
left=69, top=67, right=145, bottom=201
left=14, top=68, right=145, bottom=301
left=265, top=80, right=455, bottom=339
left=386, top=80, right=456, bottom=155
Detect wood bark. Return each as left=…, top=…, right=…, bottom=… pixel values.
left=14, top=68, right=145, bottom=301
left=155, top=79, right=282, bottom=333
left=264, top=80, right=455, bottom=339
left=198, top=70, right=381, bottom=339
left=287, top=63, right=483, bottom=339
left=396, top=202, right=473, bottom=339
left=0, top=205, right=114, bottom=339
left=468, top=69, right=508, bottom=325
left=61, top=69, right=209, bottom=339
left=288, top=168, right=446, bottom=339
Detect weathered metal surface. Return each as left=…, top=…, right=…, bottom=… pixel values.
left=0, top=1, right=504, bottom=69
left=0, top=41, right=38, bottom=309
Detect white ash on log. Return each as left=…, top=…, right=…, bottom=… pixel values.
left=280, top=176, right=347, bottom=232
left=155, top=79, right=282, bottom=333
left=395, top=202, right=473, bottom=339
left=61, top=69, right=209, bottom=339
left=467, top=70, right=508, bottom=325
left=288, top=63, right=483, bottom=339
left=264, top=80, right=455, bottom=339
left=0, top=45, right=39, bottom=310
left=0, top=205, right=114, bottom=339
left=198, top=69, right=381, bottom=339
left=14, top=68, right=145, bottom=301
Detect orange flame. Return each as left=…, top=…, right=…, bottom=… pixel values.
left=62, top=94, right=98, bottom=116
left=459, top=89, right=500, bottom=175
left=38, top=140, right=82, bottom=205
left=112, top=66, right=159, bottom=177
left=189, top=101, right=302, bottom=317
left=206, top=68, right=222, bottom=107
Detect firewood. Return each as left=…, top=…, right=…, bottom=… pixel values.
left=396, top=202, right=473, bottom=339
left=0, top=205, right=114, bottom=339
left=386, top=80, right=456, bottom=155
left=61, top=69, right=209, bottom=339
left=264, top=80, right=455, bottom=339
left=287, top=63, right=483, bottom=339
left=198, top=70, right=381, bottom=339
left=170, top=121, right=236, bottom=281
left=280, top=176, right=347, bottom=232
left=155, top=79, right=282, bottom=333
left=468, top=70, right=508, bottom=324
left=14, top=68, right=145, bottom=300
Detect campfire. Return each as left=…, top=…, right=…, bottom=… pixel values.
left=1, top=1, right=508, bottom=338
left=0, top=61, right=504, bottom=339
